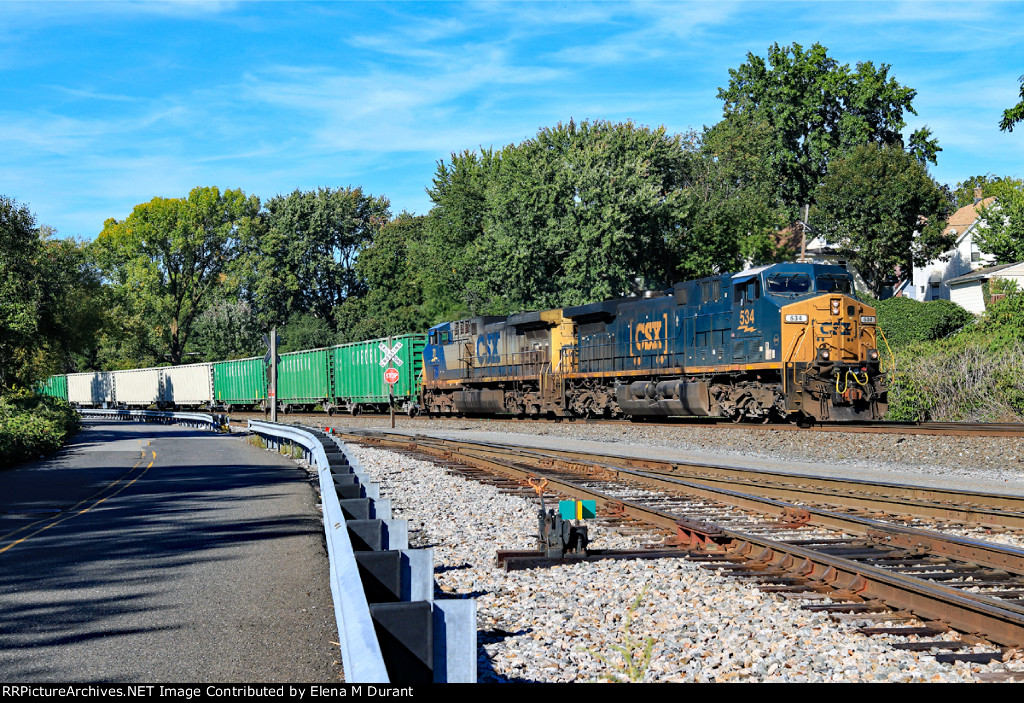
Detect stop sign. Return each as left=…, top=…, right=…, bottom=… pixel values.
left=384, top=367, right=399, bottom=385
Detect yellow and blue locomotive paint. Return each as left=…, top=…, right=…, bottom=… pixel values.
left=421, top=262, right=886, bottom=422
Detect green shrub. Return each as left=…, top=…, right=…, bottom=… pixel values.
left=874, top=296, right=974, bottom=349
left=0, top=393, right=80, bottom=468
left=886, top=339, right=1024, bottom=422
left=971, top=289, right=1024, bottom=353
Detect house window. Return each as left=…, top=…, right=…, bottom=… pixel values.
left=971, top=249, right=981, bottom=262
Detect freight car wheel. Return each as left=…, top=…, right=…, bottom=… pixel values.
left=224, top=404, right=233, bottom=414
left=407, top=406, right=419, bottom=419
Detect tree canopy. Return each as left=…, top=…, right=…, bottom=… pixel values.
left=977, top=182, right=1024, bottom=264
left=240, top=187, right=390, bottom=328
left=810, top=142, right=952, bottom=298
left=1, top=198, right=103, bottom=388
left=94, top=186, right=260, bottom=365
left=999, top=75, right=1024, bottom=133
left=711, top=42, right=939, bottom=216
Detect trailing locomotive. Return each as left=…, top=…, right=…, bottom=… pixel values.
left=421, top=262, right=886, bottom=422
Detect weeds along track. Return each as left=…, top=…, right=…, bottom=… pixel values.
left=344, top=430, right=1024, bottom=658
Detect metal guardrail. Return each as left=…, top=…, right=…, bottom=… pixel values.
left=247, top=420, right=476, bottom=683
left=77, top=408, right=226, bottom=430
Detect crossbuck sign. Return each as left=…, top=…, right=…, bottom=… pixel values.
left=378, top=341, right=403, bottom=368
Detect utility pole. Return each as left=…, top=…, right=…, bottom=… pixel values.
left=799, top=204, right=810, bottom=263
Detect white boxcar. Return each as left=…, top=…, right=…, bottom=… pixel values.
left=67, top=372, right=115, bottom=407
left=160, top=362, right=214, bottom=408
left=112, top=368, right=162, bottom=408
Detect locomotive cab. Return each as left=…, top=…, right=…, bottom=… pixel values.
left=773, top=268, right=887, bottom=421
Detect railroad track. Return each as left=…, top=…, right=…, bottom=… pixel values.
left=229, top=410, right=1024, bottom=438
left=339, top=429, right=1024, bottom=672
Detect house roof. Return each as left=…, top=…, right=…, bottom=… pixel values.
left=947, top=261, right=1021, bottom=286
left=944, top=197, right=996, bottom=237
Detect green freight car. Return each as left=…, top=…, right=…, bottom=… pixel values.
left=37, top=375, right=69, bottom=400
left=213, top=357, right=267, bottom=411
left=330, top=334, right=425, bottom=416
left=278, top=347, right=332, bottom=413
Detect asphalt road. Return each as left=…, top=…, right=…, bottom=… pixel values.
left=0, top=420, right=341, bottom=683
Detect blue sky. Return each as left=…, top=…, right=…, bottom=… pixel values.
left=3, top=0, right=1024, bottom=239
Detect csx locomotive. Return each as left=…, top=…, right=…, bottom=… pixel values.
left=421, top=262, right=886, bottom=423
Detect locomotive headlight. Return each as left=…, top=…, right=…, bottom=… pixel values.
left=830, top=298, right=841, bottom=315
left=860, top=315, right=876, bottom=324
left=817, top=346, right=831, bottom=361
left=784, top=314, right=808, bottom=323
left=868, top=349, right=879, bottom=361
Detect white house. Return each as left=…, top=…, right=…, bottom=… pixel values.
left=901, top=192, right=997, bottom=302
left=947, top=261, right=1024, bottom=314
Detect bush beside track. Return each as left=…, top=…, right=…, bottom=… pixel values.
left=880, top=292, right=1024, bottom=422
left=0, top=392, right=80, bottom=468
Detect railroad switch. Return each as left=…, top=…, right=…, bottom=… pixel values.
left=529, top=478, right=596, bottom=558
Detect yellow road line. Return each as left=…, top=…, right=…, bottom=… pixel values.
left=0, top=449, right=157, bottom=555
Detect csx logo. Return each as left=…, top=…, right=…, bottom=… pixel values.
left=476, top=332, right=500, bottom=363
left=635, top=320, right=665, bottom=352
left=819, top=322, right=852, bottom=336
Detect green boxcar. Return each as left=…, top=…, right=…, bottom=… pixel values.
left=331, top=334, right=425, bottom=415
left=278, top=347, right=332, bottom=410
left=37, top=375, right=68, bottom=400
left=213, top=357, right=267, bottom=410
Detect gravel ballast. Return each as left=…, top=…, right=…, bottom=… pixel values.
left=335, top=420, right=1024, bottom=683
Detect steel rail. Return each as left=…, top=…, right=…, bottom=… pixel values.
left=345, top=431, right=1024, bottom=646
left=229, top=409, right=1024, bottom=438
left=345, top=431, right=1024, bottom=531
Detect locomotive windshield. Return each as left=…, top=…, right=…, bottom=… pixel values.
left=815, top=274, right=853, bottom=294
left=766, top=272, right=853, bottom=298
left=766, top=273, right=812, bottom=297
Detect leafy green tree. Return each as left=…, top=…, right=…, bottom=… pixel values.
left=1, top=197, right=43, bottom=389
left=190, top=301, right=263, bottom=361
left=278, top=312, right=336, bottom=353
left=810, top=142, right=952, bottom=298
left=421, top=150, right=499, bottom=321
left=335, top=212, right=430, bottom=342
left=712, top=42, right=939, bottom=215
left=95, top=186, right=261, bottom=365
left=999, top=75, right=1024, bottom=133
left=951, top=174, right=1022, bottom=209
left=241, top=187, right=390, bottom=327
left=477, top=120, right=694, bottom=312
left=977, top=183, right=1024, bottom=264
left=679, top=125, right=793, bottom=275
left=1, top=199, right=105, bottom=387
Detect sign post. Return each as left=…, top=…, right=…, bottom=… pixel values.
left=384, top=366, right=399, bottom=429
left=263, top=328, right=281, bottom=422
